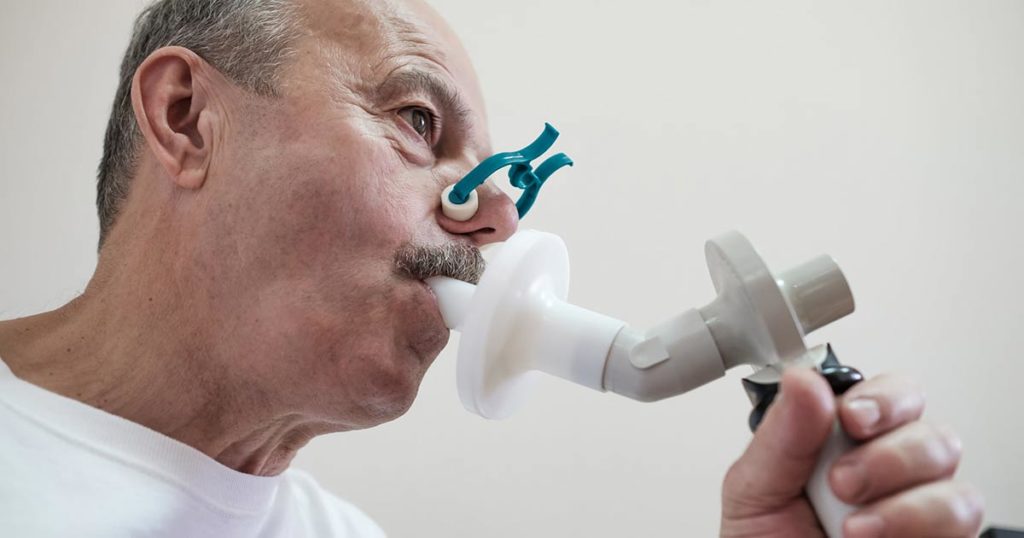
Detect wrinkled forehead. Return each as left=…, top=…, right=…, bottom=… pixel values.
left=296, top=0, right=488, bottom=134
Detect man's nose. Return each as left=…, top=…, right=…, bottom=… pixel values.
left=437, top=180, right=519, bottom=246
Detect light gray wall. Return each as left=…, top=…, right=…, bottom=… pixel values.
left=2, top=1, right=1022, bottom=536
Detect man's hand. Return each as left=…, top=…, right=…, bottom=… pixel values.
left=720, top=368, right=983, bottom=537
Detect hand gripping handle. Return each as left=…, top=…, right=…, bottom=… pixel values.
left=743, top=346, right=864, bottom=537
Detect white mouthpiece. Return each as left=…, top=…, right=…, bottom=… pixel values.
left=425, top=230, right=626, bottom=419
left=425, top=276, right=475, bottom=330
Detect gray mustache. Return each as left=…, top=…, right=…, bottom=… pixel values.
left=394, top=242, right=486, bottom=285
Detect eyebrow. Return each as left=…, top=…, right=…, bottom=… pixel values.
left=374, top=68, right=473, bottom=126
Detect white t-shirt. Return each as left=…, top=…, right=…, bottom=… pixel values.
left=0, top=357, right=386, bottom=537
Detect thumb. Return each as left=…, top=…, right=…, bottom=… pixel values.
left=724, top=367, right=836, bottom=514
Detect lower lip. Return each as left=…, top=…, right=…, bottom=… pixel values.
left=418, top=280, right=444, bottom=320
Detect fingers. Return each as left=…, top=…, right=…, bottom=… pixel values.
left=843, top=480, right=984, bottom=538
left=838, top=373, right=925, bottom=440
left=722, top=368, right=835, bottom=516
left=830, top=421, right=962, bottom=504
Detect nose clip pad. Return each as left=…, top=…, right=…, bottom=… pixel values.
left=442, top=123, right=573, bottom=221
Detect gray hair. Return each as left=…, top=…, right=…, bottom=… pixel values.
left=96, top=0, right=302, bottom=247
left=395, top=243, right=486, bottom=285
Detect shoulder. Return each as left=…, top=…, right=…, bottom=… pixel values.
left=280, top=468, right=386, bottom=538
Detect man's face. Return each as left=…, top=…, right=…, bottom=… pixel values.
left=194, top=0, right=517, bottom=428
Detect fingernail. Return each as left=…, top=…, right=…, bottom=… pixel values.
left=938, top=423, right=963, bottom=455
left=845, top=513, right=884, bottom=538
left=846, top=398, right=881, bottom=431
left=831, top=459, right=867, bottom=501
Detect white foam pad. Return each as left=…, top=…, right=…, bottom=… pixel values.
left=441, top=184, right=479, bottom=221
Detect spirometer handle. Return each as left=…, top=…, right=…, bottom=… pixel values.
left=807, top=420, right=858, bottom=537
left=743, top=346, right=864, bottom=537
left=808, top=353, right=865, bottom=537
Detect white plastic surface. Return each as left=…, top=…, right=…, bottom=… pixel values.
left=602, top=309, right=726, bottom=402
left=807, top=423, right=858, bottom=537
left=702, top=231, right=809, bottom=369
left=425, top=276, right=475, bottom=330
left=441, top=184, right=479, bottom=221
left=426, top=230, right=626, bottom=419
left=703, top=233, right=858, bottom=537
left=429, top=228, right=859, bottom=533
left=776, top=255, right=855, bottom=335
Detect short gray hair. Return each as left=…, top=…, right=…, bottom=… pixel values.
left=97, top=0, right=302, bottom=247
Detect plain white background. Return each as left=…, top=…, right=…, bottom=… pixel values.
left=2, top=1, right=1022, bottom=536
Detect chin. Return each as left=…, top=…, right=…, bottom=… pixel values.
left=329, top=279, right=451, bottom=428
left=336, top=328, right=436, bottom=422
left=350, top=353, right=428, bottom=427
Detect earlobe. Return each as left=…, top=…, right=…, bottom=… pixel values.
left=130, top=46, right=217, bottom=191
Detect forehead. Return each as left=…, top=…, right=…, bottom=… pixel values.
left=296, top=0, right=487, bottom=124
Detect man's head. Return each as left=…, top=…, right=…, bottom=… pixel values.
left=96, top=0, right=518, bottom=430
left=97, top=0, right=300, bottom=246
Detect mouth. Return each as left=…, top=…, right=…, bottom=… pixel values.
left=409, top=278, right=453, bottom=362
left=415, top=278, right=448, bottom=329
left=418, top=278, right=439, bottom=305
left=392, top=240, right=485, bottom=340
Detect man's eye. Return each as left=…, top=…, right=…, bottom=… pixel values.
left=398, top=106, right=435, bottom=143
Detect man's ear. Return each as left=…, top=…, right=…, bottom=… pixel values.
left=130, top=46, right=220, bottom=190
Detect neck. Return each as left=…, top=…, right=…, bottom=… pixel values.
left=0, top=238, right=324, bottom=476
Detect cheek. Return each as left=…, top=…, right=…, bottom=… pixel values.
left=221, top=141, right=402, bottom=271
left=289, top=139, right=435, bottom=245
left=208, top=111, right=451, bottom=423
left=227, top=105, right=447, bottom=257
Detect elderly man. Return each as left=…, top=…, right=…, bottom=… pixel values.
left=0, top=0, right=982, bottom=536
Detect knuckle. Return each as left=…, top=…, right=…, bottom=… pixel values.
left=722, top=461, right=741, bottom=488
left=721, top=460, right=748, bottom=496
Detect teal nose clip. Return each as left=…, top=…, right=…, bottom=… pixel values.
left=441, top=123, right=573, bottom=221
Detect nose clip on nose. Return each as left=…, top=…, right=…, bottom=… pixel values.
left=441, top=123, right=573, bottom=222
